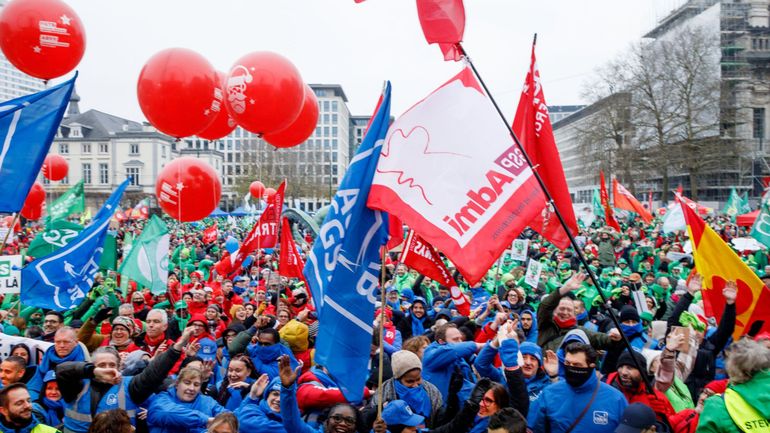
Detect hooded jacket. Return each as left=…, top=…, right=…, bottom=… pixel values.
left=421, top=341, right=477, bottom=403
left=146, top=387, right=225, bottom=433
left=235, top=377, right=287, bottom=433
left=697, top=370, right=770, bottom=433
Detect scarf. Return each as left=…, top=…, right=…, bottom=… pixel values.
left=470, top=416, right=490, bottom=433
left=411, top=314, right=427, bottom=337
left=310, top=366, right=337, bottom=388
left=394, top=380, right=432, bottom=420
left=553, top=315, right=576, bottom=329
left=253, top=344, right=283, bottom=364
left=383, top=324, right=396, bottom=345
left=39, top=345, right=85, bottom=381
left=41, top=398, right=64, bottom=426
left=620, top=323, right=643, bottom=338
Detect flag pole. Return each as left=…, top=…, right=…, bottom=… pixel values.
left=0, top=213, right=20, bottom=254
left=376, top=247, right=387, bottom=419
left=457, top=37, right=655, bottom=393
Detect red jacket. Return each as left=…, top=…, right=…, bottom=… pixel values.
left=296, top=370, right=372, bottom=413
left=606, top=372, right=676, bottom=424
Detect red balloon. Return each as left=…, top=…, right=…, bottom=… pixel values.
left=42, top=154, right=68, bottom=181
left=137, top=48, right=220, bottom=138
left=2, top=215, right=21, bottom=232
left=224, top=51, right=305, bottom=135
left=20, top=202, right=43, bottom=220
left=155, top=157, right=221, bottom=222
left=249, top=181, right=265, bottom=199
left=0, top=0, right=85, bottom=80
left=197, top=71, right=237, bottom=140
left=265, top=188, right=277, bottom=200
left=263, top=84, right=319, bottom=148
left=25, top=181, right=46, bottom=207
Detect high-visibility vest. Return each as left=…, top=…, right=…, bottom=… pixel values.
left=63, top=376, right=138, bottom=433
left=724, top=388, right=770, bottom=433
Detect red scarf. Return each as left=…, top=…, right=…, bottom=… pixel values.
left=553, top=314, right=577, bottom=329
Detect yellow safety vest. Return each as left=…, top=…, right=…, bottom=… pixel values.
left=725, top=388, right=770, bottom=433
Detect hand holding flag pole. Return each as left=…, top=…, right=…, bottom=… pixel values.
left=454, top=35, right=654, bottom=393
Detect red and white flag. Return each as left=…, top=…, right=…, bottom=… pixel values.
left=202, top=223, right=218, bottom=244
left=613, top=179, right=652, bottom=223
left=215, top=181, right=286, bottom=276
left=368, top=68, right=543, bottom=285
left=600, top=171, right=621, bottom=231
left=511, top=41, right=577, bottom=250
left=279, top=217, right=306, bottom=281
left=399, top=229, right=469, bottom=316
left=386, top=214, right=404, bottom=250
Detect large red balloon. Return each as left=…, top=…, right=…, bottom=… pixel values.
left=20, top=202, right=43, bottom=220
left=137, top=48, right=220, bottom=138
left=25, top=182, right=46, bottom=207
left=224, top=51, right=305, bottom=135
left=265, top=188, right=277, bottom=200
left=42, top=154, right=68, bottom=181
left=263, top=84, right=319, bottom=148
left=197, top=71, right=237, bottom=141
left=0, top=0, right=85, bottom=80
left=155, top=157, right=221, bottom=222
left=249, top=181, right=265, bottom=199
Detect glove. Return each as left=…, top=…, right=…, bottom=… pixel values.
left=468, top=377, right=493, bottom=406
left=93, top=307, right=112, bottom=324
left=499, top=339, right=519, bottom=368
left=448, top=368, right=464, bottom=396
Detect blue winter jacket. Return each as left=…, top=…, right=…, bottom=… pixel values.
left=147, top=387, right=226, bottom=433
left=280, top=382, right=323, bottom=433
left=528, top=371, right=627, bottom=433
left=235, top=377, right=287, bottom=432
left=473, top=342, right=552, bottom=403
left=422, top=341, right=477, bottom=403
left=246, top=343, right=298, bottom=380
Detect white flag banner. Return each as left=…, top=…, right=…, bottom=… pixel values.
left=510, top=239, right=529, bottom=262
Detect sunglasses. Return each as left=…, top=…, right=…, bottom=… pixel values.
left=329, top=414, right=356, bottom=426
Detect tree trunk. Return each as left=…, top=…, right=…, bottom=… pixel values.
left=690, top=170, right=699, bottom=201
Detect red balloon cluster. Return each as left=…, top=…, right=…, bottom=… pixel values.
left=249, top=181, right=265, bottom=200
left=21, top=182, right=46, bottom=220
left=42, top=154, right=68, bottom=181
left=0, top=0, right=86, bottom=80
left=155, top=157, right=221, bottom=222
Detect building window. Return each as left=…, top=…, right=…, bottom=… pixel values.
left=332, top=113, right=338, bottom=123
left=332, top=101, right=338, bottom=111
left=129, top=143, right=140, bottom=155
left=161, top=144, right=166, bottom=158
left=323, top=114, right=330, bottom=124
left=753, top=108, right=765, bottom=142
left=70, top=127, right=81, bottom=138
left=99, top=143, right=109, bottom=153
left=99, top=163, right=109, bottom=184
left=59, top=143, right=69, bottom=154
left=82, top=143, right=91, bottom=153
left=82, top=163, right=91, bottom=184
left=323, top=101, right=330, bottom=111
left=126, top=167, right=140, bottom=186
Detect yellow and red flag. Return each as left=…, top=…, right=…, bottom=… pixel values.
left=680, top=195, right=770, bottom=338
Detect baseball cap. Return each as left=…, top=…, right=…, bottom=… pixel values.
left=615, top=403, right=659, bottom=433
left=381, top=400, right=425, bottom=427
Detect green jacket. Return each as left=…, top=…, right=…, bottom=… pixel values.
left=535, top=289, right=618, bottom=352
left=697, top=369, right=770, bottom=433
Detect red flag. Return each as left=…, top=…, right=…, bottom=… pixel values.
left=202, top=223, right=218, bottom=244
left=386, top=214, right=404, bottom=250
left=676, top=184, right=683, bottom=197
left=279, top=217, right=306, bottom=280
left=612, top=179, right=653, bottom=223
left=600, top=171, right=621, bottom=231
left=215, top=181, right=286, bottom=276
left=416, top=0, right=465, bottom=60
left=511, top=40, right=577, bottom=250
left=400, top=230, right=469, bottom=316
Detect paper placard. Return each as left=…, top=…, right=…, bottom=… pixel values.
left=525, top=258, right=542, bottom=287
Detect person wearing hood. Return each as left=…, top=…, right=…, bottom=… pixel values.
left=279, top=320, right=312, bottom=374
left=187, top=314, right=219, bottom=363
left=246, top=327, right=298, bottom=380
left=146, top=366, right=226, bottom=433
left=235, top=375, right=287, bottom=432
left=518, top=310, right=538, bottom=344
left=31, top=371, right=63, bottom=430
left=536, top=273, right=622, bottom=353
left=375, top=308, right=403, bottom=356
left=398, top=297, right=434, bottom=341
left=528, top=341, right=627, bottom=433
left=604, top=350, right=676, bottom=425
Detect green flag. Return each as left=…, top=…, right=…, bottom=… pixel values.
left=740, top=192, right=752, bottom=214
left=118, top=215, right=169, bottom=295
left=592, top=189, right=605, bottom=219
left=723, top=188, right=742, bottom=220
left=27, top=220, right=84, bottom=258
left=750, top=198, right=770, bottom=248
left=99, top=230, right=118, bottom=271
left=46, top=180, right=85, bottom=223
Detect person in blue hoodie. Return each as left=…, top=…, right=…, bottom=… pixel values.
left=214, top=353, right=256, bottom=411
left=31, top=371, right=63, bottom=430
left=528, top=341, right=627, bottom=433
left=235, top=376, right=286, bottom=432
left=246, top=328, right=298, bottom=380
left=147, top=366, right=226, bottom=433
left=474, top=338, right=554, bottom=404
left=421, top=323, right=482, bottom=404
left=518, top=310, right=538, bottom=344
left=398, top=297, right=434, bottom=341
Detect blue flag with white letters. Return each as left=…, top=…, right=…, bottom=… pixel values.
left=0, top=75, right=76, bottom=212
left=304, top=83, right=392, bottom=403
left=21, top=179, right=129, bottom=311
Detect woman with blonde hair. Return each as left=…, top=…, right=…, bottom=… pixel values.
left=147, top=367, right=227, bottom=433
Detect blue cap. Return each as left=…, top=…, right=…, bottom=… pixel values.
left=519, top=342, right=543, bottom=365
left=386, top=286, right=399, bottom=294
left=382, top=400, right=425, bottom=427
left=233, top=276, right=245, bottom=283
left=411, top=296, right=427, bottom=307
left=43, top=370, right=56, bottom=383
left=615, top=403, right=658, bottom=433
left=401, top=288, right=414, bottom=303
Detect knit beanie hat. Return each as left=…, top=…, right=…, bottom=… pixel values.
left=519, top=342, right=542, bottom=365
left=617, top=349, right=647, bottom=371
left=112, top=316, right=136, bottom=336
left=391, top=350, right=422, bottom=379
left=619, top=306, right=640, bottom=323
left=279, top=320, right=309, bottom=352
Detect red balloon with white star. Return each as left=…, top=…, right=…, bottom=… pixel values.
left=0, top=0, right=86, bottom=80
left=224, top=51, right=305, bottom=135
left=42, top=154, right=68, bottom=181
left=155, top=157, right=221, bottom=222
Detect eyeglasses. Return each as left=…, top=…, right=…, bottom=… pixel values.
left=329, top=414, right=356, bottom=426
left=482, top=396, right=496, bottom=405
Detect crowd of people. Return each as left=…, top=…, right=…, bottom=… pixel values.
left=0, top=212, right=769, bottom=433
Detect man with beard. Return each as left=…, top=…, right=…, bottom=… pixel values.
left=605, top=350, right=676, bottom=426
left=0, top=383, right=59, bottom=433
left=528, top=342, right=627, bottom=433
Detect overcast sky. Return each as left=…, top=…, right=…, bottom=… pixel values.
left=57, top=0, right=687, bottom=123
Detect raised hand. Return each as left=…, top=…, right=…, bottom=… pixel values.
left=544, top=350, right=559, bottom=378
left=94, top=367, right=122, bottom=385
left=278, top=355, right=300, bottom=387
left=687, top=273, right=703, bottom=296
left=723, top=280, right=737, bottom=305
left=250, top=373, right=270, bottom=399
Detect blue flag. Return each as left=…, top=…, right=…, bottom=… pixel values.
left=304, top=83, right=392, bottom=403
left=21, top=179, right=129, bottom=310
left=0, top=75, right=77, bottom=212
